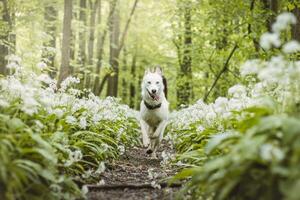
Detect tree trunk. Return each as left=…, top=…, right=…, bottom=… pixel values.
left=9, top=10, right=15, bottom=55
left=261, top=0, right=278, bottom=32
left=0, top=0, right=11, bottom=75
left=176, top=1, right=193, bottom=107
left=292, top=6, right=300, bottom=42
left=78, top=0, right=87, bottom=87
left=85, top=0, right=99, bottom=89
left=43, top=2, right=57, bottom=78
left=129, top=52, right=137, bottom=108
left=93, top=0, right=118, bottom=95
left=57, top=0, right=73, bottom=86
left=121, top=46, right=128, bottom=103
left=93, top=0, right=103, bottom=94
left=129, top=51, right=137, bottom=108
left=69, top=0, right=78, bottom=75
left=248, top=0, right=260, bottom=52
left=136, top=73, right=142, bottom=109
left=106, top=1, right=120, bottom=97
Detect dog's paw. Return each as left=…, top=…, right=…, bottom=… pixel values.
left=143, top=142, right=150, bottom=148
left=151, top=153, right=157, bottom=159
left=146, top=147, right=153, bottom=154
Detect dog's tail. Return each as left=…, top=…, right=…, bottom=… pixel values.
left=162, top=75, right=167, bottom=99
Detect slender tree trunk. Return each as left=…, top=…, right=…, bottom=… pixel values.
left=57, top=0, right=73, bottom=86
left=78, top=0, right=87, bottom=65
left=85, top=0, right=99, bottom=89
left=43, top=3, right=57, bottom=78
left=78, top=0, right=87, bottom=87
left=261, top=0, right=278, bottom=32
left=106, top=0, right=139, bottom=97
left=176, top=1, right=193, bottom=107
left=106, top=2, right=120, bottom=97
left=121, top=46, right=128, bottom=103
left=93, top=0, right=118, bottom=95
left=69, top=0, right=78, bottom=75
left=9, top=10, right=15, bottom=55
left=292, top=6, right=300, bottom=42
left=248, top=0, right=260, bottom=52
left=292, top=6, right=300, bottom=59
left=0, top=0, right=11, bottom=75
left=136, top=73, right=142, bottom=109
left=129, top=51, right=137, bottom=108
left=93, top=0, right=103, bottom=94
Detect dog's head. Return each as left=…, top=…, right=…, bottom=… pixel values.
left=142, top=67, right=164, bottom=101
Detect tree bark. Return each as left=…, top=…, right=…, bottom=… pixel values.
left=121, top=46, right=128, bottom=103
left=78, top=0, right=87, bottom=65
left=93, top=0, right=118, bottom=95
left=69, top=0, right=79, bottom=75
left=261, top=0, right=278, bottom=32
left=106, top=0, right=139, bottom=97
left=292, top=6, right=300, bottom=42
left=77, top=0, right=87, bottom=87
left=248, top=0, right=260, bottom=52
left=85, top=0, right=99, bottom=89
left=106, top=1, right=120, bottom=97
left=0, top=0, right=11, bottom=75
left=176, top=1, right=193, bottom=107
left=129, top=50, right=137, bottom=108
left=57, top=0, right=73, bottom=86
left=42, top=2, right=58, bottom=78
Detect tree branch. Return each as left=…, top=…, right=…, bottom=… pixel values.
left=203, top=44, right=239, bottom=102
left=117, top=0, right=139, bottom=56
left=98, top=74, right=109, bottom=96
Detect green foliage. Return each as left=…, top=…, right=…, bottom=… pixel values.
left=0, top=70, right=140, bottom=199
left=168, top=9, right=300, bottom=199
left=174, top=113, right=300, bottom=200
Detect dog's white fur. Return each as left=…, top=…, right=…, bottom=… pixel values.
left=140, top=67, right=169, bottom=158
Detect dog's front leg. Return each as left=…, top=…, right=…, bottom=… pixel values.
left=150, top=120, right=168, bottom=158
left=152, top=120, right=168, bottom=139
left=140, top=120, right=150, bottom=147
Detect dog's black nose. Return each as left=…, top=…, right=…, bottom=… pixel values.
left=151, top=89, right=157, bottom=93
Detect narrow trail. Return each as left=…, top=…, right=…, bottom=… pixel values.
left=86, top=141, right=181, bottom=200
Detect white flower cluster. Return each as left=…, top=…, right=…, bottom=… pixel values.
left=272, top=12, right=296, bottom=33
left=0, top=62, right=138, bottom=152
left=240, top=13, right=300, bottom=107
left=5, top=54, right=22, bottom=70
left=260, top=12, right=299, bottom=51
left=260, top=143, right=284, bottom=162
left=59, top=76, right=80, bottom=92
left=64, top=149, right=83, bottom=167
left=169, top=13, right=300, bottom=147
left=169, top=90, right=259, bottom=133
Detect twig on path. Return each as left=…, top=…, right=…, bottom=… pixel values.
left=203, top=43, right=239, bottom=103
left=86, top=182, right=182, bottom=191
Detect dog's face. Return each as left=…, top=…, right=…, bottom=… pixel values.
left=142, top=68, right=164, bottom=101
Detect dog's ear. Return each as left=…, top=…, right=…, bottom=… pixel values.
left=144, top=68, right=150, bottom=75
left=155, top=66, right=163, bottom=75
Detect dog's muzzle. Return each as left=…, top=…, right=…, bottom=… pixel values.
left=147, top=89, right=159, bottom=101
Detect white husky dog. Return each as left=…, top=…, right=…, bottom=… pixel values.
left=140, top=67, right=169, bottom=158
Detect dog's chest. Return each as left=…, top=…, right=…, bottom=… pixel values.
left=141, top=109, right=165, bottom=127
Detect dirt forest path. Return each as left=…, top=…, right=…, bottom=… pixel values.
left=86, top=141, right=181, bottom=200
